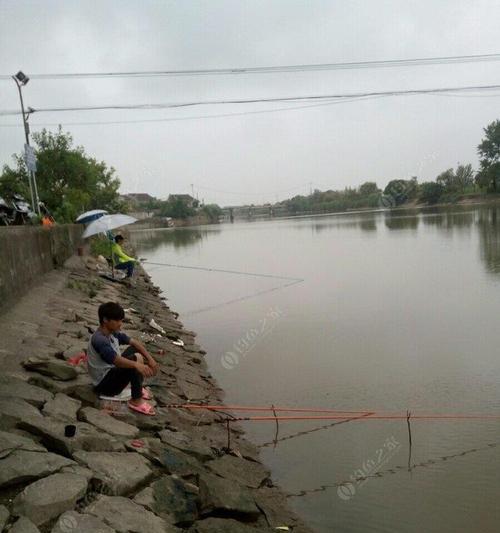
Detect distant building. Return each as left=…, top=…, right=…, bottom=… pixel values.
left=120, top=193, right=159, bottom=219
left=121, top=193, right=156, bottom=206
left=168, top=194, right=196, bottom=208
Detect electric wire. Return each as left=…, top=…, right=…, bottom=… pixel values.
left=2, top=52, right=500, bottom=80
left=1, top=83, right=500, bottom=117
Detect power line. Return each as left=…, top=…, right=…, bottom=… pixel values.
left=0, top=94, right=394, bottom=127
left=1, top=83, right=499, bottom=117
left=194, top=182, right=310, bottom=197
left=1, top=52, right=500, bottom=80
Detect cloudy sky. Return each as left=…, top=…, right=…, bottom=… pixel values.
left=0, top=0, right=499, bottom=206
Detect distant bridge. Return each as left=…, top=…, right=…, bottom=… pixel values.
left=220, top=204, right=289, bottom=222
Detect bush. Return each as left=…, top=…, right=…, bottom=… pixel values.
left=419, top=182, right=445, bottom=204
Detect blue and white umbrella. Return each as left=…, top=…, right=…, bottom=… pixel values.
left=82, top=214, right=137, bottom=239
left=76, top=209, right=108, bottom=224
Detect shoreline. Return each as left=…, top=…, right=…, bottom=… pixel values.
left=0, top=253, right=313, bottom=532
left=135, top=194, right=500, bottom=232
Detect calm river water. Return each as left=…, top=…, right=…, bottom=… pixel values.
left=131, top=206, right=500, bottom=533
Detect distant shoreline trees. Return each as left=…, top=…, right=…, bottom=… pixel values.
left=280, top=119, right=500, bottom=213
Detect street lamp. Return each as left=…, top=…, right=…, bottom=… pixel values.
left=12, top=70, right=40, bottom=216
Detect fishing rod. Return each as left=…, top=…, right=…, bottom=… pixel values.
left=164, top=403, right=500, bottom=421
left=141, top=259, right=304, bottom=315
left=142, top=260, right=303, bottom=282
left=164, top=403, right=371, bottom=414
left=212, top=413, right=500, bottom=422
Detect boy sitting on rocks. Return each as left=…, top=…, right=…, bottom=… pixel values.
left=87, top=302, right=159, bottom=415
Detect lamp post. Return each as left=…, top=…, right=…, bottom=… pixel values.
left=12, top=71, right=40, bottom=216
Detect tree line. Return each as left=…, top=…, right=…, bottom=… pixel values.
left=282, top=119, right=500, bottom=213
left=0, top=127, right=222, bottom=223
left=1, top=118, right=498, bottom=223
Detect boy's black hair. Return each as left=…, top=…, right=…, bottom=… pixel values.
left=114, top=235, right=124, bottom=243
left=98, top=302, right=125, bottom=324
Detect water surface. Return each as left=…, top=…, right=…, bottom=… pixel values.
left=131, top=206, right=500, bottom=533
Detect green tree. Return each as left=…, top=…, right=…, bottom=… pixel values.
left=383, top=178, right=418, bottom=205
left=0, top=127, right=125, bottom=222
left=358, top=181, right=380, bottom=196
left=159, top=197, right=196, bottom=219
left=201, top=203, right=223, bottom=223
left=476, top=120, right=500, bottom=192
left=419, top=181, right=445, bottom=204
left=436, top=164, right=475, bottom=193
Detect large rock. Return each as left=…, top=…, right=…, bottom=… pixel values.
left=12, top=473, right=88, bottom=526
left=253, top=487, right=303, bottom=531
left=158, top=443, right=205, bottom=477
left=124, top=437, right=166, bottom=466
left=84, top=495, right=177, bottom=533
left=9, top=516, right=41, bottom=533
left=0, top=398, right=42, bottom=431
left=189, top=517, right=264, bottom=533
left=27, top=374, right=97, bottom=405
left=158, top=429, right=215, bottom=462
left=23, top=357, right=78, bottom=381
left=42, top=393, right=81, bottom=421
left=59, top=464, right=95, bottom=481
left=79, top=407, right=139, bottom=438
left=0, top=450, right=74, bottom=488
left=73, top=451, right=153, bottom=495
left=0, top=430, right=46, bottom=457
left=0, top=505, right=9, bottom=531
left=51, top=511, right=116, bottom=533
left=18, top=417, right=124, bottom=457
left=133, top=475, right=199, bottom=526
left=198, top=473, right=260, bottom=521
left=0, top=375, right=52, bottom=408
left=206, top=455, right=271, bottom=489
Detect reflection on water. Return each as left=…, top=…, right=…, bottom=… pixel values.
left=132, top=205, right=500, bottom=533
left=478, top=208, right=500, bottom=273
left=130, top=226, right=219, bottom=252
left=384, top=210, right=420, bottom=231
left=132, top=207, right=500, bottom=279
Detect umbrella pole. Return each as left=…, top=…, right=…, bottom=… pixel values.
left=110, top=239, right=115, bottom=279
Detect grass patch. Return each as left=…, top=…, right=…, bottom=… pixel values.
left=66, top=277, right=103, bottom=298
left=90, top=236, right=112, bottom=259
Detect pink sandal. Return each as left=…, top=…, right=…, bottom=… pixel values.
left=142, top=388, right=152, bottom=400
left=128, top=401, right=155, bottom=416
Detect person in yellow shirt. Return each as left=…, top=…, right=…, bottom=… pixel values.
left=112, top=235, right=138, bottom=278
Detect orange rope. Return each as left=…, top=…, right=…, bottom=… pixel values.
left=217, top=413, right=500, bottom=422
left=165, top=403, right=500, bottom=422
left=167, top=403, right=371, bottom=414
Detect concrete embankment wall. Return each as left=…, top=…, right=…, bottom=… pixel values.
left=0, top=225, right=83, bottom=312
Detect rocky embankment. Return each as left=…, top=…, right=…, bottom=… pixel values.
left=0, top=254, right=312, bottom=533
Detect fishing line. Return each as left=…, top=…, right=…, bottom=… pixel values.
left=184, top=278, right=303, bottom=316
left=142, top=260, right=302, bottom=282
left=287, top=440, right=500, bottom=499
left=162, top=403, right=500, bottom=421
left=141, top=260, right=304, bottom=316
left=258, top=413, right=373, bottom=448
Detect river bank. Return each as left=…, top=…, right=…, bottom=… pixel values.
left=0, top=251, right=313, bottom=532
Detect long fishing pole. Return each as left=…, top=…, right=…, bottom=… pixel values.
left=163, top=403, right=500, bottom=421
left=213, top=414, right=500, bottom=422
left=142, top=260, right=303, bottom=282
left=165, top=403, right=371, bottom=414
left=141, top=259, right=304, bottom=315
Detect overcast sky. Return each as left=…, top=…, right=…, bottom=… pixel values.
left=0, top=0, right=499, bottom=206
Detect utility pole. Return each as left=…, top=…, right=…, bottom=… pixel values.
left=12, top=71, right=40, bottom=215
